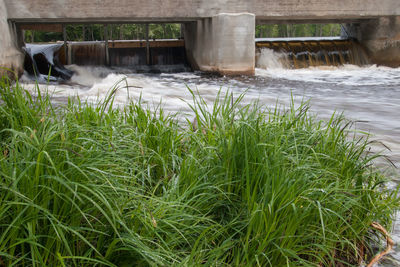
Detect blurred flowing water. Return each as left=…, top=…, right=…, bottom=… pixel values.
left=20, top=49, right=400, bottom=266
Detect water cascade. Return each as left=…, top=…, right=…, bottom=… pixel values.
left=256, top=38, right=370, bottom=69
left=23, top=43, right=74, bottom=81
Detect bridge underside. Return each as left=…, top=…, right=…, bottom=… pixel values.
left=4, top=0, right=399, bottom=22
left=1, top=0, right=400, bottom=77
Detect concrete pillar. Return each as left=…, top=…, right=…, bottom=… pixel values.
left=185, top=13, right=255, bottom=76
left=0, top=0, right=24, bottom=80
left=344, top=16, right=400, bottom=67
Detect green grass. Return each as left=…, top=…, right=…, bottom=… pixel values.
left=0, top=76, right=398, bottom=266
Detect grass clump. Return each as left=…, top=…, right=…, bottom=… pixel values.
left=0, top=77, right=398, bottom=266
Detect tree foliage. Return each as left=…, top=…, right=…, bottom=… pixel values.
left=255, top=24, right=341, bottom=38
left=24, top=24, right=182, bottom=43
left=24, top=23, right=341, bottom=43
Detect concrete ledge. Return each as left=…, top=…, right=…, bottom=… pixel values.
left=218, top=69, right=255, bottom=76
left=0, top=53, right=23, bottom=82
left=198, top=66, right=255, bottom=76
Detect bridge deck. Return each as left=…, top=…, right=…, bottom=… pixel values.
left=4, top=0, right=399, bottom=23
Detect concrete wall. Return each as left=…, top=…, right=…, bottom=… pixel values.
left=185, top=13, right=255, bottom=75
left=4, top=0, right=400, bottom=23
left=0, top=0, right=23, bottom=79
left=352, top=17, right=400, bottom=67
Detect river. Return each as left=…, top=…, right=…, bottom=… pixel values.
left=20, top=53, right=400, bottom=266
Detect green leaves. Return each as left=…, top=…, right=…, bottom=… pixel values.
left=255, top=24, right=342, bottom=38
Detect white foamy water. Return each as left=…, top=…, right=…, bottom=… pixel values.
left=20, top=55, right=400, bottom=266
left=25, top=43, right=63, bottom=66
left=257, top=64, right=400, bottom=86
left=256, top=48, right=288, bottom=69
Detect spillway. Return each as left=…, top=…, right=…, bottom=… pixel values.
left=256, top=37, right=370, bottom=69
left=23, top=40, right=190, bottom=81
left=62, top=40, right=189, bottom=72
left=24, top=37, right=371, bottom=81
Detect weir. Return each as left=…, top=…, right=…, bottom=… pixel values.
left=23, top=38, right=189, bottom=80
left=65, top=40, right=187, bottom=67
left=256, top=38, right=369, bottom=69
left=0, top=0, right=399, bottom=77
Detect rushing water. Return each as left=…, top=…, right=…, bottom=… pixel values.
left=256, top=37, right=370, bottom=68
left=20, top=49, right=400, bottom=266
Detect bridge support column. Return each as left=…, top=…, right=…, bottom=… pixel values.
left=184, top=13, right=255, bottom=76
left=343, top=16, right=400, bottom=67
left=0, top=0, right=23, bottom=80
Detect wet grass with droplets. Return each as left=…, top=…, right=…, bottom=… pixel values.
left=0, top=76, right=398, bottom=266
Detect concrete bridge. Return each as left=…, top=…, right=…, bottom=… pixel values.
left=1, top=0, right=399, bottom=78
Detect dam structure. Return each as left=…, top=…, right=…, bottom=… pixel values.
left=0, top=0, right=399, bottom=78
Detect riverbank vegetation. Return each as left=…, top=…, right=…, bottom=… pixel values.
left=0, top=77, right=397, bottom=266
left=23, top=24, right=183, bottom=43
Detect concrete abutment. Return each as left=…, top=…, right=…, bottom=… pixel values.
left=184, top=13, right=255, bottom=76
left=343, top=16, right=400, bottom=67
left=0, top=0, right=23, bottom=80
